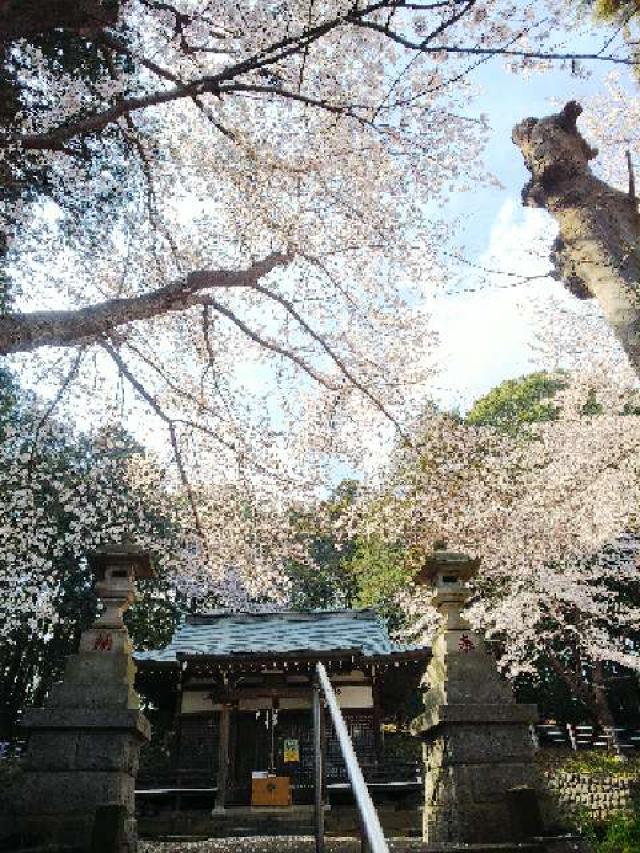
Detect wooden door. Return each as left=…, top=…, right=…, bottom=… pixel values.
left=229, top=711, right=270, bottom=804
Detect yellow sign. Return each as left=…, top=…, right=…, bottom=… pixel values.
left=283, top=738, right=300, bottom=763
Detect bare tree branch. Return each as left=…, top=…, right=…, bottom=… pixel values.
left=0, top=252, right=292, bottom=354
left=27, top=349, right=85, bottom=480
left=350, top=16, right=637, bottom=66
left=251, top=281, right=408, bottom=438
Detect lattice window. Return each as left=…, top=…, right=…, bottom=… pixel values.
left=325, top=710, right=376, bottom=782
left=177, top=713, right=219, bottom=782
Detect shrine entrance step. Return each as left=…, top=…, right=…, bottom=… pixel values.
left=140, top=836, right=586, bottom=853
left=138, top=804, right=422, bottom=839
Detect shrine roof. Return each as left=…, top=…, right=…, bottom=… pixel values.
left=135, top=608, right=427, bottom=664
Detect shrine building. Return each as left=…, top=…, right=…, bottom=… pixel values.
left=134, top=608, right=429, bottom=833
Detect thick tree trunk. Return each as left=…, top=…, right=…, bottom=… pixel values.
left=0, top=0, right=118, bottom=41
left=513, top=101, right=640, bottom=376
left=591, top=659, right=626, bottom=758
left=592, top=660, right=616, bottom=730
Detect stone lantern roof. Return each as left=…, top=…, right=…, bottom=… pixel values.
left=414, top=544, right=480, bottom=586
left=87, top=540, right=155, bottom=579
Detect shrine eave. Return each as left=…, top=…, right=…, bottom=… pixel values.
left=135, top=646, right=430, bottom=674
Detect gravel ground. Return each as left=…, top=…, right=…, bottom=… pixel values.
left=140, top=838, right=428, bottom=853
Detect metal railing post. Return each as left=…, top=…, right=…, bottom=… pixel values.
left=313, top=681, right=325, bottom=853
left=316, top=662, right=389, bottom=853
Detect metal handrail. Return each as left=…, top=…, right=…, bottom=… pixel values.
left=315, top=662, right=389, bottom=853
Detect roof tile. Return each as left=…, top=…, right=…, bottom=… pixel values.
left=135, top=608, right=414, bottom=663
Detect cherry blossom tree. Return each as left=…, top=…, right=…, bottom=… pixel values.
left=0, top=372, right=301, bottom=641
left=2, top=0, right=636, bottom=457
left=0, top=365, right=311, bottom=733
left=2, top=1, right=640, bottom=661
left=343, top=367, right=640, bottom=722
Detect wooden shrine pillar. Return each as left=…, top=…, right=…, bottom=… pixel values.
left=214, top=704, right=231, bottom=811
left=371, top=666, right=383, bottom=765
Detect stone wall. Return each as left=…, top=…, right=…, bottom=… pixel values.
left=544, top=767, right=639, bottom=823
left=537, top=751, right=639, bottom=825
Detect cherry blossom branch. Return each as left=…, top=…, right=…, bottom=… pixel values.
left=3, top=0, right=395, bottom=151
left=197, top=295, right=333, bottom=388
left=250, top=282, right=408, bottom=438
left=115, top=341, right=292, bottom=481
left=120, top=340, right=285, bottom=477
left=217, top=83, right=372, bottom=125
left=350, top=17, right=638, bottom=66
left=98, top=32, right=237, bottom=140
left=0, top=252, right=292, bottom=354
left=99, top=44, right=182, bottom=264
left=27, top=348, right=85, bottom=480
left=440, top=249, right=552, bottom=291
left=122, top=339, right=226, bottom=418
left=101, top=340, right=206, bottom=538
left=3, top=0, right=635, bottom=156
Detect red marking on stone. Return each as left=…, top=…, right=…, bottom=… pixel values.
left=459, top=633, right=475, bottom=652
left=94, top=632, right=113, bottom=651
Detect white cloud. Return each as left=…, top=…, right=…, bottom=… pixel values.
left=424, top=197, right=613, bottom=412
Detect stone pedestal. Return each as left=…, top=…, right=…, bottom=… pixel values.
left=14, top=545, right=152, bottom=852
left=412, top=548, right=544, bottom=846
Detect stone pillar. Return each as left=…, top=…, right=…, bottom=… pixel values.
left=15, top=544, right=153, bottom=853
left=412, top=547, right=543, bottom=846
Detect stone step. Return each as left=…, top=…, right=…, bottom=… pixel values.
left=139, top=837, right=571, bottom=853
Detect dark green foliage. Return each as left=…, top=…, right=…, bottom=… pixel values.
left=344, top=537, right=416, bottom=631
left=0, top=367, right=18, bottom=427
left=286, top=549, right=357, bottom=611
left=125, top=579, right=185, bottom=652
left=466, top=371, right=567, bottom=433
left=581, top=387, right=605, bottom=416
left=598, top=811, right=640, bottom=853
left=575, top=805, right=640, bottom=853
left=562, top=752, right=640, bottom=776
left=286, top=480, right=414, bottom=631
left=590, top=0, right=640, bottom=22
left=286, top=481, right=360, bottom=611
left=621, top=397, right=640, bottom=416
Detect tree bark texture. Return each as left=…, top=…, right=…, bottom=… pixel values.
left=0, top=252, right=291, bottom=354
left=513, top=101, right=640, bottom=376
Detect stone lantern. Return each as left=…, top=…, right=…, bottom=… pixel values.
left=17, top=542, right=153, bottom=853
left=415, top=545, right=480, bottom=633
left=412, top=543, right=545, bottom=846
left=90, top=541, right=155, bottom=629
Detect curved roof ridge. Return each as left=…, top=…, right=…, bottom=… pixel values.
left=185, top=606, right=380, bottom=624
